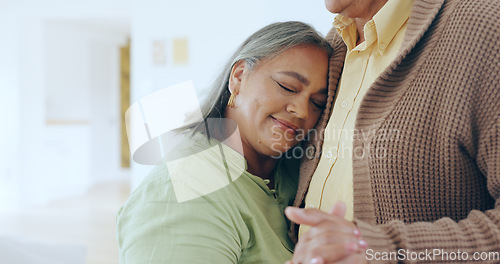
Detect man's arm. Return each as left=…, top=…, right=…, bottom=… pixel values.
left=287, top=118, right=500, bottom=264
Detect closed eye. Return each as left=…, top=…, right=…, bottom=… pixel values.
left=277, top=82, right=296, bottom=93
left=311, top=100, right=326, bottom=110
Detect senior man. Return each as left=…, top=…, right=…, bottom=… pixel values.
left=286, top=0, right=500, bottom=263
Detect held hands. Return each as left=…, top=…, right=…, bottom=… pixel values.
left=285, top=202, right=367, bottom=264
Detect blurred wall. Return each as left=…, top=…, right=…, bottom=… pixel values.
left=0, top=0, right=131, bottom=209
left=129, top=0, right=335, bottom=189
left=0, top=0, right=336, bottom=208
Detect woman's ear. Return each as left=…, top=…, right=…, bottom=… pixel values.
left=228, top=60, right=247, bottom=94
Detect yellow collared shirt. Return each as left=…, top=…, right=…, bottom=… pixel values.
left=300, top=0, right=414, bottom=236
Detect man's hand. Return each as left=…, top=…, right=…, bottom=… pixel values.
left=285, top=202, right=367, bottom=264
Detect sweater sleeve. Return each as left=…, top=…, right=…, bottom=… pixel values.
left=356, top=117, right=500, bottom=263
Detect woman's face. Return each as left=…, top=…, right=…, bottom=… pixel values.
left=226, top=45, right=329, bottom=157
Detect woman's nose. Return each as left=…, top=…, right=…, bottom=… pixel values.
left=286, top=96, right=309, bottom=120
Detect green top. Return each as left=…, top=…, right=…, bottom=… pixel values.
left=116, top=132, right=298, bottom=264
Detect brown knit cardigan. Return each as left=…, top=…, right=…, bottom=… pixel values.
left=291, top=0, right=500, bottom=261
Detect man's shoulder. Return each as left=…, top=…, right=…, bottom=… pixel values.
left=443, top=0, right=499, bottom=47
left=448, top=0, right=500, bottom=23
left=325, top=27, right=343, bottom=47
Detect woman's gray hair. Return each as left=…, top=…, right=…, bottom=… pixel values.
left=186, top=21, right=333, bottom=135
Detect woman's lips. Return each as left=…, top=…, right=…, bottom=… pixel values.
left=271, top=117, right=298, bottom=135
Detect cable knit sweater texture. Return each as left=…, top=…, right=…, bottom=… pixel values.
left=292, top=0, right=500, bottom=262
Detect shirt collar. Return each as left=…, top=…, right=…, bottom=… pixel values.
left=333, top=0, right=414, bottom=54
left=332, top=15, right=357, bottom=51
left=372, top=0, right=414, bottom=55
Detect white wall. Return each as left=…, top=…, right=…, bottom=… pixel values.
left=17, top=18, right=49, bottom=206
left=0, top=2, right=22, bottom=209
left=88, top=37, right=127, bottom=183
left=41, top=21, right=129, bottom=202
left=0, top=0, right=337, bottom=208
left=131, top=0, right=333, bottom=101
left=0, top=0, right=132, bottom=210
left=129, top=0, right=335, bottom=189
left=44, top=21, right=129, bottom=184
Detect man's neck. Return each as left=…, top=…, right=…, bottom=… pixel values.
left=351, top=0, right=389, bottom=45
left=354, top=17, right=370, bottom=45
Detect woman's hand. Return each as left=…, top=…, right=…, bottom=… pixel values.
left=285, top=202, right=367, bottom=264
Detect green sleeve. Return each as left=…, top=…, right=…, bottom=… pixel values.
left=116, top=167, right=248, bottom=264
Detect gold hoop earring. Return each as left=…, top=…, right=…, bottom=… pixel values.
left=227, top=93, right=237, bottom=108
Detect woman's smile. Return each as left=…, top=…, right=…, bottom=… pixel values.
left=271, top=116, right=298, bottom=136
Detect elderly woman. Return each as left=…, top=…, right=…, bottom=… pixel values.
left=116, top=21, right=333, bottom=263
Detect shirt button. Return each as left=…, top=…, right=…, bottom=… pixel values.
left=326, top=151, right=333, bottom=159
left=341, top=100, right=348, bottom=108
left=308, top=204, right=315, bottom=209
left=306, top=144, right=316, bottom=160
left=263, top=179, right=270, bottom=184
left=380, top=42, right=386, bottom=50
